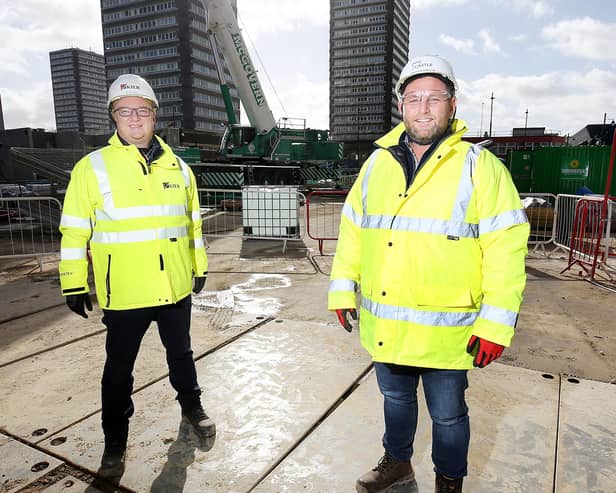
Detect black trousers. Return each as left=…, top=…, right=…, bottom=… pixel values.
left=100, top=295, right=201, bottom=442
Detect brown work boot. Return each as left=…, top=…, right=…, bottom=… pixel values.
left=356, top=451, right=416, bottom=493
left=435, top=473, right=463, bottom=493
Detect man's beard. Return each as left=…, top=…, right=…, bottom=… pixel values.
left=407, top=120, right=450, bottom=145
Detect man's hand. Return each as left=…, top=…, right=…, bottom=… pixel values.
left=335, top=308, right=357, bottom=333
left=66, top=293, right=93, bottom=319
left=193, top=276, right=206, bottom=294
left=466, top=335, right=504, bottom=368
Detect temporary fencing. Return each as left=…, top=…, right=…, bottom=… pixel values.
left=0, top=196, right=63, bottom=271
left=305, top=190, right=346, bottom=255
left=520, top=193, right=557, bottom=255
left=560, top=196, right=616, bottom=283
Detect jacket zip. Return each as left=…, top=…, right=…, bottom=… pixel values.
left=105, top=254, right=112, bottom=307
left=159, top=254, right=165, bottom=271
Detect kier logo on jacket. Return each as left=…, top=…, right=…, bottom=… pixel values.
left=163, top=182, right=181, bottom=190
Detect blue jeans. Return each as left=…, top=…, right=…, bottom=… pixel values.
left=374, top=362, right=469, bottom=479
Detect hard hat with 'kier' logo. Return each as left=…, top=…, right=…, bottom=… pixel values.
left=107, top=74, right=159, bottom=109
left=395, top=55, right=458, bottom=101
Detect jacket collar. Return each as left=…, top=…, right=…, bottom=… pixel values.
left=108, top=132, right=175, bottom=167
left=374, top=119, right=469, bottom=151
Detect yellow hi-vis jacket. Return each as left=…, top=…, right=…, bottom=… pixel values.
left=328, top=120, right=529, bottom=369
left=59, top=133, right=208, bottom=310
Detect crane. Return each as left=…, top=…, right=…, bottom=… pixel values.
left=200, top=0, right=343, bottom=185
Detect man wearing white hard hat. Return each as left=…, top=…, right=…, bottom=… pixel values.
left=329, top=55, right=529, bottom=492
left=59, top=73, right=213, bottom=475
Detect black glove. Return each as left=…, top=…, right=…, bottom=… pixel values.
left=335, top=308, right=357, bottom=332
left=193, top=276, right=206, bottom=294
left=66, top=293, right=92, bottom=319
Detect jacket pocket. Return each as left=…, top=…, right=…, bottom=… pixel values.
left=411, top=285, right=476, bottom=309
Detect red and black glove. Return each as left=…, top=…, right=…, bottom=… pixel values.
left=466, top=335, right=504, bottom=368
left=335, top=308, right=357, bottom=333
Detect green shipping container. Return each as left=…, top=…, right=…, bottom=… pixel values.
left=506, top=146, right=616, bottom=196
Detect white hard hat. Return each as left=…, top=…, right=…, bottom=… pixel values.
left=107, top=74, right=159, bottom=109
left=395, top=55, right=458, bottom=100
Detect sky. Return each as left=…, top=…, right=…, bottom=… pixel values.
left=1, top=0, right=615, bottom=138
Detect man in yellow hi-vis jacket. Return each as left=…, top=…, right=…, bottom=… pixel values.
left=328, top=55, right=529, bottom=493
left=59, top=74, right=214, bottom=475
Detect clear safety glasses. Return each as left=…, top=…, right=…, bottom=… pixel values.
left=401, top=90, right=451, bottom=106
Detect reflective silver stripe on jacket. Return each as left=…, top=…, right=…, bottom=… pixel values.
left=329, top=279, right=357, bottom=293
left=365, top=215, right=479, bottom=238
left=362, top=297, right=478, bottom=327
left=91, top=226, right=188, bottom=244
left=96, top=204, right=187, bottom=221
left=358, top=144, right=524, bottom=239
left=61, top=247, right=87, bottom=260
left=361, top=150, right=381, bottom=215
left=478, top=303, right=518, bottom=328
left=90, top=151, right=115, bottom=211
left=60, top=214, right=91, bottom=229
left=191, top=237, right=205, bottom=249
left=192, top=210, right=201, bottom=221
left=341, top=202, right=362, bottom=227
left=448, top=144, right=481, bottom=235
left=90, top=150, right=188, bottom=221
left=479, top=209, right=528, bottom=235
left=176, top=157, right=191, bottom=187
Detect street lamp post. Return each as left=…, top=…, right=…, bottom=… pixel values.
left=488, top=92, right=494, bottom=137
left=524, top=109, right=528, bottom=136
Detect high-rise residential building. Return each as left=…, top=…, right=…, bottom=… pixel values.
left=329, top=0, right=410, bottom=160
left=49, top=48, right=109, bottom=134
left=100, top=0, right=239, bottom=133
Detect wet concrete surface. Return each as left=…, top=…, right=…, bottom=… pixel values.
left=1, top=236, right=616, bottom=492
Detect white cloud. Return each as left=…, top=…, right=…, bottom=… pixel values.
left=411, top=0, right=469, bottom=10
left=0, top=0, right=103, bottom=80
left=505, top=0, right=553, bottom=17
left=458, top=68, right=616, bottom=136
left=242, top=72, right=329, bottom=130
left=0, top=0, right=103, bottom=130
left=1, top=82, right=56, bottom=130
left=439, top=34, right=475, bottom=55
left=236, top=0, right=328, bottom=39
left=543, top=17, right=616, bottom=61
left=478, top=29, right=504, bottom=54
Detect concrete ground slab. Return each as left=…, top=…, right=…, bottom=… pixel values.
left=208, top=252, right=316, bottom=275
left=36, top=319, right=370, bottom=493
left=0, top=312, right=259, bottom=442
left=0, top=437, right=63, bottom=493
left=0, top=305, right=104, bottom=367
left=256, top=363, right=558, bottom=493
left=40, top=475, right=102, bottom=493
left=555, top=377, right=616, bottom=492
left=0, top=264, right=63, bottom=324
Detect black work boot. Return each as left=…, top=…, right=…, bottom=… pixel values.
left=356, top=451, right=416, bottom=493
left=435, top=473, right=463, bottom=493
left=182, top=404, right=216, bottom=438
left=99, top=439, right=126, bottom=477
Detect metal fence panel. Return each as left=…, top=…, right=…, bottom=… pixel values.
left=0, top=196, right=63, bottom=270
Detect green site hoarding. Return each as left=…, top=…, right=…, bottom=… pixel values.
left=506, top=146, right=616, bottom=196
